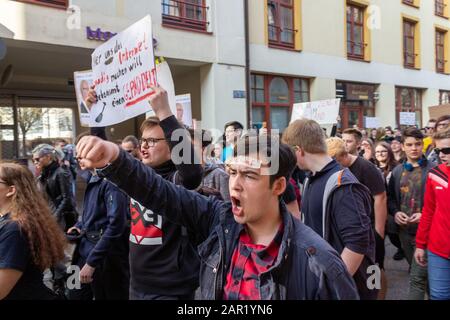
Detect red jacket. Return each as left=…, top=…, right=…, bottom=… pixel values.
left=416, top=164, right=450, bottom=259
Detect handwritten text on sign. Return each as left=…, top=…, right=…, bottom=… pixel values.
left=89, top=15, right=156, bottom=127
left=290, top=99, right=341, bottom=125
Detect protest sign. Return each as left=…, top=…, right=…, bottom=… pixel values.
left=88, top=15, right=156, bottom=127
left=364, top=117, right=380, bottom=129
left=74, top=70, right=94, bottom=127
left=429, top=104, right=450, bottom=120
left=399, top=112, right=416, bottom=126
left=290, top=99, right=340, bottom=125
left=146, top=60, right=176, bottom=118
left=175, top=94, right=193, bottom=128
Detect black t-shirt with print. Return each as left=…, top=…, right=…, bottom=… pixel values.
left=349, top=157, right=386, bottom=224
left=0, top=214, right=56, bottom=300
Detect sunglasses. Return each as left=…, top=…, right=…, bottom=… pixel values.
left=435, top=147, right=450, bottom=155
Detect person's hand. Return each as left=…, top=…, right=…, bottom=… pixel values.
left=67, top=227, right=81, bottom=235
left=409, top=212, right=422, bottom=224
left=79, top=264, right=95, bottom=284
left=395, top=212, right=409, bottom=226
left=76, top=136, right=120, bottom=169
left=148, top=85, right=172, bottom=121
left=414, top=248, right=427, bottom=267
left=85, top=86, right=97, bottom=110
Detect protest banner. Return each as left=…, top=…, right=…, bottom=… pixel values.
left=429, top=104, right=450, bottom=120
left=74, top=70, right=94, bottom=127
left=175, top=94, right=193, bottom=128
left=146, top=59, right=176, bottom=118
left=399, top=112, right=416, bottom=126
left=88, top=15, right=156, bottom=127
left=364, top=117, right=380, bottom=129
left=290, top=99, right=341, bottom=125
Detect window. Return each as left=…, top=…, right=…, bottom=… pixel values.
left=440, top=90, right=450, bottom=104
left=435, top=0, right=448, bottom=17
left=251, top=74, right=309, bottom=131
left=13, top=0, right=67, bottom=9
left=347, top=4, right=365, bottom=60
left=436, top=30, right=447, bottom=73
left=162, top=0, right=209, bottom=32
left=396, top=87, right=422, bottom=127
left=402, top=0, right=420, bottom=8
left=267, top=0, right=299, bottom=50
left=403, top=19, right=420, bottom=69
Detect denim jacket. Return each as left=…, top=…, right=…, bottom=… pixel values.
left=98, top=150, right=360, bottom=300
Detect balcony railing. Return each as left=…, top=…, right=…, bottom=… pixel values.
left=435, top=0, right=447, bottom=17
left=347, top=40, right=366, bottom=60
left=162, top=0, right=209, bottom=32
left=268, top=24, right=297, bottom=49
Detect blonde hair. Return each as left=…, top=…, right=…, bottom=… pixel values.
left=326, top=137, right=348, bottom=158
left=282, top=119, right=327, bottom=154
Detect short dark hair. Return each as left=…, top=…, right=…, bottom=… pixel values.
left=343, top=128, right=363, bottom=141
left=401, top=127, right=424, bottom=143
left=122, top=135, right=140, bottom=149
left=233, top=134, right=296, bottom=187
left=224, top=121, right=244, bottom=131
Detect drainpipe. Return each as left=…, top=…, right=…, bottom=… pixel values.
left=244, top=0, right=251, bottom=129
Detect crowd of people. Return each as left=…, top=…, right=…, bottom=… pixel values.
left=0, top=85, right=449, bottom=301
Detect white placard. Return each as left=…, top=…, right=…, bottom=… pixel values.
left=399, top=112, right=416, bottom=126
left=88, top=15, right=156, bottom=127
left=74, top=70, right=94, bottom=127
left=146, top=60, right=176, bottom=118
left=175, top=94, right=193, bottom=128
left=364, top=117, right=380, bottom=129
left=290, top=99, right=341, bottom=125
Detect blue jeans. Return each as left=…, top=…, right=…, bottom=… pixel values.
left=428, top=250, right=450, bottom=300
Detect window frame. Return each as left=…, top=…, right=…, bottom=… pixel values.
left=436, top=29, right=447, bottom=73
left=395, top=87, right=423, bottom=128
left=346, top=4, right=366, bottom=60
left=161, top=0, right=210, bottom=33
left=435, top=0, right=448, bottom=18
left=439, top=90, right=450, bottom=104
left=267, top=0, right=298, bottom=50
left=251, top=74, right=310, bottom=131
left=403, top=19, right=417, bottom=69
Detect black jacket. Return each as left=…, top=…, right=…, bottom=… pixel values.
left=75, top=172, right=129, bottom=268
left=127, top=115, right=204, bottom=296
left=98, top=150, right=360, bottom=300
left=39, top=161, right=76, bottom=227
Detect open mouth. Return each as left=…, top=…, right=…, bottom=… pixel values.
left=231, top=196, right=243, bottom=217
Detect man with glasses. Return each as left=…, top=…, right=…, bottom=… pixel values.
left=85, top=86, right=203, bottom=300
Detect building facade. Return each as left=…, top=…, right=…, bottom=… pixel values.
left=1, top=0, right=450, bottom=159
left=249, top=0, right=450, bottom=130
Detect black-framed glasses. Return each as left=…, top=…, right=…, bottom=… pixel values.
left=139, top=138, right=166, bottom=147
left=435, top=147, right=450, bottom=155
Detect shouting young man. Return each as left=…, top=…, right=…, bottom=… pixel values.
left=76, top=86, right=359, bottom=300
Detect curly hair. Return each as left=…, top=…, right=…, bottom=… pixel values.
left=0, top=162, right=67, bottom=271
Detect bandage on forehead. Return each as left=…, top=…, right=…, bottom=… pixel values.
left=226, top=156, right=269, bottom=169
